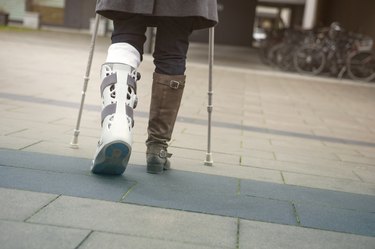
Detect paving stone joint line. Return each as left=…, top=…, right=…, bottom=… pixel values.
left=74, top=230, right=94, bottom=249
left=236, top=218, right=240, bottom=249
left=291, top=202, right=302, bottom=225
left=119, top=182, right=138, bottom=202
left=24, top=194, right=62, bottom=223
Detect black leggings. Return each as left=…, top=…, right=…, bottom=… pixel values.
left=111, top=15, right=193, bottom=75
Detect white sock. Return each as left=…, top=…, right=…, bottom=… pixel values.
left=106, top=43, right=141, bottom=68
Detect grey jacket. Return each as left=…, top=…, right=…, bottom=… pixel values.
left=96, top=0, right=218, bottom=30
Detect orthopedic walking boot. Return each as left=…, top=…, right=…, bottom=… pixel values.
left=146, top=73, right=185, bottom=174
left=91, top=63, right=140, bottom=175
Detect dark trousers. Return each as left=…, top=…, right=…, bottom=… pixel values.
left=111, top=15, right=193, bottom=75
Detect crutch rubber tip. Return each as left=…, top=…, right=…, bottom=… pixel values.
left=204, top=153, right=213, bottom=166
left=70, top=143, right=79, bottom=149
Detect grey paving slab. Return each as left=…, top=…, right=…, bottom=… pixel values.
left=239, top=219, right=375, bottom=249
left=282, top=171, right=375, bottom=196
left=28, top=195, right=238, bottom=248
left=0, top=220, right=90, bottom=249
left=0, top=187, right=57, bottom=221
left=0, top=166, right=135, bottom=202
left=0, top=148, right=89, bottom=174
left=123, top=169, right=296, bottom=225
left=296, top=203, right=375, bottom=237
left=1, top=149, right=375, bottom=237
left=0, top=149, right=294, bottom=225
left=236, top=195, right=296, bottom=224
left=79, top=231, right=220, bottom=249
left=240, top=179, right=375, bottom=212
left=126, top=164, right=238, bottom=196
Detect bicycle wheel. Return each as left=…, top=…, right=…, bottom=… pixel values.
left=293, top=46, right=326, bottom=75
left=275, top=45, right=295, bottom=71
left=258, top=46, right=270, bottom=65
left=347, top=51, right=375, bottom=82
left=267, top=43, right=283, bottom=68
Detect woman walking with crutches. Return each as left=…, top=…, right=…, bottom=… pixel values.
left=91, top=1, right=218, bottom=175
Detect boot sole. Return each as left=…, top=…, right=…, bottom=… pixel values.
left=92, top=141, right=131, bottom=175
left=147, top=158, right=170, bottom=174
left=147, top=163, right=164, bottom=174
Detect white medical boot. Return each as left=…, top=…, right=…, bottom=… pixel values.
left=92, top=43, right=140, bottom=175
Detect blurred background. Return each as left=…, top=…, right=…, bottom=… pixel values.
left=0, top=0, right=374, bottom=45
left=1, top=0, right=374, bottom=82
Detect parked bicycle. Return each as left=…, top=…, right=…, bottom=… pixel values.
left=267, top=29, right=306, bottom=71
left=294, top=23, right=348, bottom=77
left=294, top=23, right=375, bottom=81
left=258, top=22, right=375, bottom=82
left=347, top=39, right=375, bottom=82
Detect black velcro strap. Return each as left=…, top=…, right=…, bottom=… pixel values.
left=126, top=105, right=133, bottom=120
left=101, top=103, right=134, bottom=127
left=100, top=73, right=117, bottom=96
left=127, top=74, right=137, bottom=93
left=101, top=103, right=116, bottom=124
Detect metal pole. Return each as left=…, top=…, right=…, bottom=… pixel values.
left=204, top=27, right=214, bottom=166
left=70, top=14, right=100, bottom=149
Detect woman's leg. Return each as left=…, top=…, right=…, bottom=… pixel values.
left=146, top=17, right=193, bottom=173
left=153, top=17, right=193, bottom=75
left=92, top=15, right=147, bottom=175
left=111, top=15, right=148, bottom=60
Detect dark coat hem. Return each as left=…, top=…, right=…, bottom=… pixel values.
left=97, top=10, right=217, bottom=30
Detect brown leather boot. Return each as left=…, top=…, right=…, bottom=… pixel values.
left=146, top=72, right=185, bottom=174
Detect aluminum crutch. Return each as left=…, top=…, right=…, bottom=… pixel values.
left=70, top=14, right=100, bottom=149
left=204, top=27, right=214, bottom=166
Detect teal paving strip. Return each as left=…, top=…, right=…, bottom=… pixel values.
left=1, top=92, right=375, bottom=148
left=0, top=149, right=374, bottom=237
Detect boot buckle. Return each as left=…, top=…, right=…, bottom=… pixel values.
left=169, top=80, right=180, bottom=89
left=159, top=149, right=172, bottom=158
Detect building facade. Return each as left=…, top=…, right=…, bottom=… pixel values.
left=1, top=0, right=374, bottom=46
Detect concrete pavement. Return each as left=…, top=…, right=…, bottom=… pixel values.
left=0, top=27, right=375, bottom=248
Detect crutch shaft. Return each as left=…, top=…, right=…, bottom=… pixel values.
left=205, top=27, right=214, bottom=166
left=71, top=14, right=100, bottom=148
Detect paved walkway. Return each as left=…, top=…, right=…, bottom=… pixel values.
left=0, top=28, right=375, bottom=248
